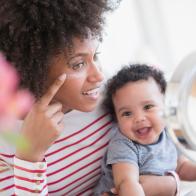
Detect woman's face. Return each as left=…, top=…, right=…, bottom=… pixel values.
left=47, top=37, right=104, bottom=113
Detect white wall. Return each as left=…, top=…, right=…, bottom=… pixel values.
left=101, top=0, right=196, bottom=79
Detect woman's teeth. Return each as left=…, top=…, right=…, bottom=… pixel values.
left=82, top=88, right=99, bottom=95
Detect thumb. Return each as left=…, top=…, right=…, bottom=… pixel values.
left=111, top=187, right=118, bottom=194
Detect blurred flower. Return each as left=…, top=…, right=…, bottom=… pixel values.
left=0, top=53, right=33, bottom=119
left=0, top=52, right=33, bottom=147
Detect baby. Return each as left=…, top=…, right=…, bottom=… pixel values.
left=94, top=64, right=196, bottom=196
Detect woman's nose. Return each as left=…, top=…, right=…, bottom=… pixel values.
left=87, top=62, right=105, bottom=83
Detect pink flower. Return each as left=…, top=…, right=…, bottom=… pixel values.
left=0, top=53, right=33, bottom=123
left=3, top=90, right=34, bottom=119
left=0, top=52, right=34, bottom=154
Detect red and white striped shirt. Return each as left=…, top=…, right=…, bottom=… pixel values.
left=0, top=107, right=113, bottom=195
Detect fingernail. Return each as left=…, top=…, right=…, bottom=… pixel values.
left=59, top=73, right=67, bottom=81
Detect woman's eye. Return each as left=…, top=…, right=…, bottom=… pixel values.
left=121, top=111, right=132, bottom=117
left=144, top=104, right=154, bottom=110
left=72, top=62, right=85, bottom=70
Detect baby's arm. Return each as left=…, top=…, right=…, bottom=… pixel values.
left=104, top=175, right=177, bottom=196
left=176, top=155, right=196, bottom=181
left=112, top=162, right=145, bottom=196
left=140, top=175, right=177, bottom=196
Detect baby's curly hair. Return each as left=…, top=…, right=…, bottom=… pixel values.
left=0, top=0, right=120, bottom=98
left=103, top=64, right=167, bottom=121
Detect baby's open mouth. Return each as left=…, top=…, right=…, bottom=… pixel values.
left=136, top=127, right=151, bottom=136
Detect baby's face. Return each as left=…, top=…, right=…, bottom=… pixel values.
left=113, top=78, right=165, bottom=145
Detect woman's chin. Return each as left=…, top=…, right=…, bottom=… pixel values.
left=80, top=105, right=97, bottom=112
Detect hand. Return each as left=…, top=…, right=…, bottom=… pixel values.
left=16, top=73, right=67, bottom=162
left=139, top=175, right=177, bottom=196
left=101, top=188, right=118, bottom=196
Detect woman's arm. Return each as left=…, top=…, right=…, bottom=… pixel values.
left=103, top=174, right=177, bottom=196
left=112, top=162, right=145, bottom=196
left=176, top=155, right=196, bottom=181
left=14, top=157, right=48, bottom=195
left=139, top=175, right=177, bottom=196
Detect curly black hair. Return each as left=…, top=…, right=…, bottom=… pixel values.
left=103, top=64, right=167, bottom=121
left=0, top=0, right=120, bottom=98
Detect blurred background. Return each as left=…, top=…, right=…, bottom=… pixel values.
left=101, top=0, right=196, bottom=80
left=100, top=1, right=196, bottom=194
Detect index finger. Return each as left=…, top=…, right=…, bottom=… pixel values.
left=39, top=73, right=66, bottom=107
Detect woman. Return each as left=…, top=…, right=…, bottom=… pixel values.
left=0, top=0, right=178, bottom=195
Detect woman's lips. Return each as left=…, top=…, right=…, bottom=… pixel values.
left=82, top=87, right=101, bottom=100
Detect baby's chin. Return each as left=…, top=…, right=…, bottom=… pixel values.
left=136, top=136, right=160, bottom=145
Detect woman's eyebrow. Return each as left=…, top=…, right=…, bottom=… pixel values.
left=66, top=53, right=87, bottom=64
left=68, top=53, right=87, bottom=60
left=67, top=43, right=100, bottom=62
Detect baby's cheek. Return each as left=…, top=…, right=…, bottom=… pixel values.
left=159, top=118, right=166, bottom=131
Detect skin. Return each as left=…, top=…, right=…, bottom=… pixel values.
left=16, top=36, right=104, bottom=162
left=13, top=38, right=180, bottom=194
left=109, top=77, right=196, bottom=195
left=15, top=38, right=179, bottom=194
left=111, top=78, right=174, bottom=196
left=47, top=37, right=104, bottom=113
left=191, top=80, right=196, bottom=97
left=113, top=78, right=165, bottom=145
left=176, top=155, right=196, bottom=181
left=103, top=175, right=177, bottom=196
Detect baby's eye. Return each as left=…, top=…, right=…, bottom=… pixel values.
left=144, top=104, right=154, bottom=110
left=121, top=111, right=132, bottom=117
left=71, top=62, right=86, bottom=70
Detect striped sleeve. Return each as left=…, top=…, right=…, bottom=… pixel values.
left=0, top=158, right=14, bottom=195
left=14, top=157, right=48, bottom=195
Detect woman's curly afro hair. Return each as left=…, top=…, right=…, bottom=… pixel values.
left=0, top=0, right=120, bottom=98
